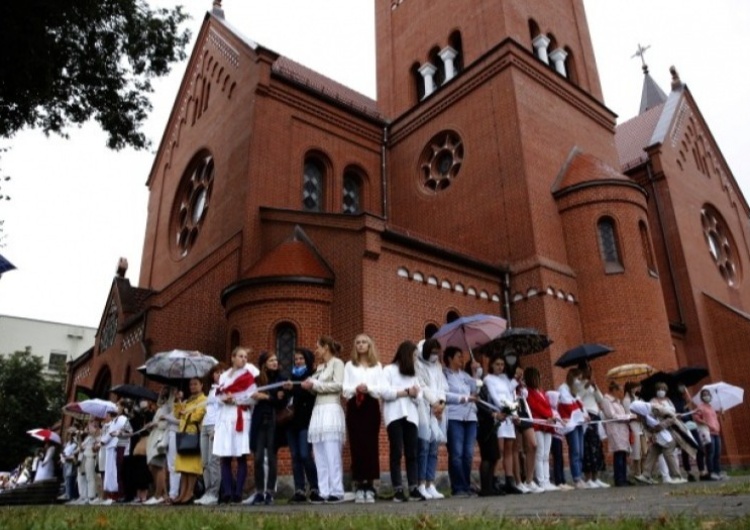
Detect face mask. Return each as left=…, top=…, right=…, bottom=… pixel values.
left=656, top=390, right=666, bottom=398
left=292, top=365, right=307, bottom=377
left=139, top=401, right=149, bottom=410
left=572, top=379, right=582, bottom=389
left=701, top=394, right=712, bottom=403
left=429, top=354, right=439, bottom=364
left=505, top=355, right=517, bottom=366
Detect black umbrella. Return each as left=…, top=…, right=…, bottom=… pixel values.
left=477, top=327, right=552, bottom=357
left=670, top=366, right=709, bottom=387
left=639, top=371, right=674, bottom=401
left=110, top=384, right=159, bottom=402
left=555, top=343, right=613, bottom=368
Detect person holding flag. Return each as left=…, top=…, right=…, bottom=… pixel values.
left=213, top=346, right=259, bottom=503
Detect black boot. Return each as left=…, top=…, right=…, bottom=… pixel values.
left=505, top=476, right=523, bottom=495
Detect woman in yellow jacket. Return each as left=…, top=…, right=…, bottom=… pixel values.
left=174, top=377, right=206, bottom=504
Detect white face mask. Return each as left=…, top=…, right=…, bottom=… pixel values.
left=572, top=378, right=582, bottom=389
left=429, top=354, right=439, bottom=364
left=701, top=394, right=712, bottom=403
left=505, top=355, right=517, bottom=367
left=656, top=390, right=666, bottom=398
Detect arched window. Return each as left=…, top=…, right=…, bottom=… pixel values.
left=275, top=323, right=297, bottom=376
left=303, top=158, right=325, bottom=212
left=449, top=31, right=463, bottom=73
left=446, top=310, right=460, bottom=323
left=424, top=323, right=439, bottom=339
left=411, top=62, right=425, bottom=102
left=597, top=217, right=624, bottom=273
left=93, top=365, right=112, bottom=399
left=429, top=47, right=446, bottom=87
left=639, top=221, right=657, bottom=275
left=563, top=46, right=577, bottom=84
left=342, top=170, right=362, bottom=214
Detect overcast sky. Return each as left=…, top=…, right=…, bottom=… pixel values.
left=0, top=0, right=748, bottom=330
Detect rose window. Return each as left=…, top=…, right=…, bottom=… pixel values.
left=701, top=205, right=740, bottom=286
left=174, top=154, right=214, bottom=257
left=420, top=131, right=463, bottom=192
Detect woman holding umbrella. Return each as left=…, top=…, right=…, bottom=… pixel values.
left=33, top=440, right=57, bottom=482
left=213, top=346, right=259, bottom=504
left=682, top=386, right=722, bottom=480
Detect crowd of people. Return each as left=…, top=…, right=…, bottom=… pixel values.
left=1, top=334, right=727, bottom=505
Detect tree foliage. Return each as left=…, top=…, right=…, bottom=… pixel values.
left=0, top=349, right=65, bottom=471
left=0, top=0, right=191, bottom=150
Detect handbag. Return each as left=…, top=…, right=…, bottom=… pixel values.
left=276, top=404, right=294, bottom=427
left=176, top=431, right=201, bottom=455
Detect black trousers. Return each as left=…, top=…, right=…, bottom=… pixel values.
left=387, top=418, right=418, bottom=490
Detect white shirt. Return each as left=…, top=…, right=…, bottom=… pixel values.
left=342, top=361, right=383, bottom=400
left=202, top=385, right=220, bottom=427
left=381, top=364, right=421, bottom=427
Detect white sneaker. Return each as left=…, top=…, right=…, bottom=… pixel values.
left=355, top=489, right=366, bottom=503
left=195, top=493, right=217, bottom=506
left=516, top=482, right=530, bottom=494
left=710, top=473, right=721, bottom=481
left=99, top=499, right=114, bottom=506
left=143, top=497, right=164, bottom=505
left=586, top=480, right=600, bottom=489
left=417, top=484, right=433, bottom=500
left=365, top=490, right=376, bottom=503
left=574, top=480, right=589, bottom=489
left=594, top=479, right=610, bottom=488
left=426, top=485, right=444, bottom=499
left=89, top=498, right=102, bottom=505
left=542, top=481, right=559, bottom=492
left=526, top=481, right=544, bottom=493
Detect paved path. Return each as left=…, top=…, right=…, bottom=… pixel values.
left=214, top=477, right=750, bottom=519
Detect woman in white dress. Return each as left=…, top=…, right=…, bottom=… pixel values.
left=483, top=353, right=522, bottom=494
left=33, top=441, right=57, bottom=482
left=213, top=346, right=258, bottom=503
left=342, top=333, right=383, bottom=503
left=301, top=336, right=346, bottom=503
left=100, top=400, right=132, bottom=503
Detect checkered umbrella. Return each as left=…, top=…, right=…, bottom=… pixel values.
left=140, top=349, right=218, bottom=384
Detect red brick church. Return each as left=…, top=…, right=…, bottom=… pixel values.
left=68, top=0, right=750, bottom=466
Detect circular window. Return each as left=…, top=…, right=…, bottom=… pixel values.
left=701, top=205, right=740, bottom=286
left=420, top=131, right=463, bottom=192
left=172, top=153, right=215, bottom=258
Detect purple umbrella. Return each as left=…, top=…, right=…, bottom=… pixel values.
left=432, top=314, right=507, bottom=359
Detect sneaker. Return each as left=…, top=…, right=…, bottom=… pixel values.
left=557, top=483, right=575, bottom=491
left=309, top=491, right=325, bottom=504
left=542, top=481, right=559, bottom=492
left=526, top=481, right=545, bottom=493
left=289, top=491, right=307, bottom=503
left=664, top=477, right=683, bottom=485
left=264, top=492, right=274, bottom=505
left=574, top=480, right=589, bottom=489
left=326, top=495, right=344, bottom=504
left=587, top=479, right=600, bottom=489
left=710, top=473, right=721, bottom=481
left=393, top=488, right=407, bottom=502
left=687, top=474, right=697, bottom=482
left=594, top=479, right=610, bottom=488
left=516, top=482, right=530, bottom=494
left=365, top=490, right=376, bottom=503
left=410, top=487, right=426, bottom=501
left=633, top=474, right=650, bottom=484
left=355, top=489, right=366, bottom=503
left=99, top=499, right=114, bottom=506
left=426, top=484, right=444, bottom=499
left=417, top=485, right=433, bottom=500
left=245, top=492, right=264, bottom=505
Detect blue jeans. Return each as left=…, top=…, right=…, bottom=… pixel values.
left=565, top=425, right=584, bottom=482
left=551, top=437, right=566, bottom=485
left=447, top=420, right=477, bottom=494
left=287, top=428, right=318, bottom=493
left=708, top=434, right=722, bottom=475
left=418, top=438, right=438, bottom=482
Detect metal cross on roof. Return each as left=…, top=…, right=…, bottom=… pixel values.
left=632, top=43, right=652, bottom=73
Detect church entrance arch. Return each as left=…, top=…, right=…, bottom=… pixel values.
left=92, top=365, right=112, bottom=399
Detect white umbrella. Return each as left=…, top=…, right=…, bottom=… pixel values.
left=140, top=349, right=218, bottom=383
left=693, top=382, right=744, bottom=412
left=64, top=398, right=118, bottom=419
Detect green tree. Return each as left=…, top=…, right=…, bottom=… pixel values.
left=0, top=1, right=191, bottom=150
left=0, top=349, right=65, bottom=471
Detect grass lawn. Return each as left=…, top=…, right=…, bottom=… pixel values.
left=1, top=508, right=749, bottom=530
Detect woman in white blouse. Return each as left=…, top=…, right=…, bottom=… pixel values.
left=483, top=353, right=522, bottom=494
left=381, top=340, right=423, bottom=502
left=343, top=333, right=383, bottom=503
left=301, top=335, right=346, bottom=503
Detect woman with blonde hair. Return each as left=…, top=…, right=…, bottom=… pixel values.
left=213, top=346, right=259, bottom=504
left=343, top=333, right=383, bottom=503
left=173, top=377, right=207, bottom=504
left=301, top=336, right=346, bottom=503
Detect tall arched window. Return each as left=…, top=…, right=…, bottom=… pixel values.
left=303, top=158, right=325, bottom=212
left=597, top=216, right=624, bottom=273
left=429, top=47, right=446, bottom=87
left=342, top=170, right=362, bottom=214
left=275, top=323, right=297, bottom=375
left=424, top=323, right=439, bottom=340
left=449, top=31, right=463, bottom=73
left=411, top=62, right=425, bottom=102
left=639, top=221, right=657, bottom=275
left=446, top=310, right=460, bottom=323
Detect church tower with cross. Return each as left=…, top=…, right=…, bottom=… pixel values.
left=70, top=0, right=750, bottom=467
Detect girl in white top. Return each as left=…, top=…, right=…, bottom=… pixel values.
left=33, top=441, right=57, bottom=482
left=381, top=340, right=422, bottom=502
left=415, top=338, right=448, bottom=500
left=213, top=346, right=258, bottom=503
left=302, top=335, right=346, bottom=502
left=79, top=421, right=99, bottom=502
left=101, top=401, right=132, bottom=502
left=342, top=333, right=383, bottom=503
left=483, top=354, right=521, bottom=494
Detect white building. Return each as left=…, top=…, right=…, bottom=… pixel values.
left=0, top=314, right=96, bottom=375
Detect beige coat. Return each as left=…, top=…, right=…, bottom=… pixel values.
left=599, top=394, right=631, bottom=453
